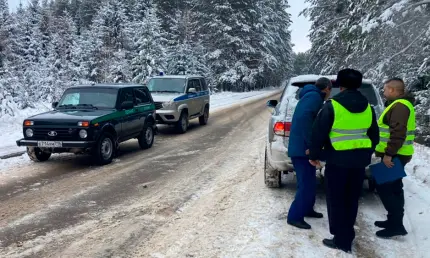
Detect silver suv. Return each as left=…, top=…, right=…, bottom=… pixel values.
left=147, top=74, right=210, bottom=133
left=264, top=75, right=384, bottom=188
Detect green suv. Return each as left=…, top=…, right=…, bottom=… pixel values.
left=16, top=84, right=157, bottom=165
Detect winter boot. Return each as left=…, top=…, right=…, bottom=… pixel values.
left=376, top=226, right=408, bottom=239
left=322, top=238, right=351, bottom=253
left=305, top=210, right=323, bottom=218
left=374, top=220, right=390, bottom=228
left=287, top=220, right=311, bottom=230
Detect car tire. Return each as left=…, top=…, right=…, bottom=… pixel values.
left=264, top=149, right=281, bottom=188
left=199, top=105, right=209, bottom=125
left=175, top=111, right=189, bottom=134
left=27, top=147, right=51, bottom=162
left=138, top=123, right=154, bottom=149
left=93, top=133, right=115, bottom=165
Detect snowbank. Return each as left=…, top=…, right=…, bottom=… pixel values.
left=405, top=143, right=430, bottom=186
left=0, top=102, right=51, bottom=157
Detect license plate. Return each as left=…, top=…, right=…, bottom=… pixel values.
left=37, top=141, right=63, bottom=148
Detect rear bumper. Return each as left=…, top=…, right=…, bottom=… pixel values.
left=16, top=139, right=96, bottom=148
left=267, top=137, right=293, bottom=171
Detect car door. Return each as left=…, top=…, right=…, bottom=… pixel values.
left=133, top=87, right=153, bottom=132
left=118, top=88, right=136, bottom=140
left=185, top=79, right=198, bottom=116
left=192, top=78, right=204, bottom=115
left=199, top=78, right=210, bottom=113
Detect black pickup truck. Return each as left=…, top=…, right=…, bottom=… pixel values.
left=16, top=84, right=157, bottom=165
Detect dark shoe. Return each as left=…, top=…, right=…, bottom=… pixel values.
left=305, top=210, right=323, bottom=218
left=374, top=220, right=390, bottom=228
left=376, top=227, right=408, bottom=239
left=322, top=238, right=351, bottom=253
left=287, top=220, right=311, bottom=230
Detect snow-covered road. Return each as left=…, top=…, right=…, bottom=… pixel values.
left=0, top=88, right=429, bottom=258
left=0, top=89, right=278, bottom=161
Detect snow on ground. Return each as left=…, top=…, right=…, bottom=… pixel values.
left=0, top=88, right=281, bottom=171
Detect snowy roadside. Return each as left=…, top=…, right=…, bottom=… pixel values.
left=0, top=88, right=281, bottom=167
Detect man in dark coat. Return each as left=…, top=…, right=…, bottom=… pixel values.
left=287, top=77, right=332, bottom=230
left=309, top=69, right=379, bottom=253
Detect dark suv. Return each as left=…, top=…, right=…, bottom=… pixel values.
left=16, top=84, right=157, bottom=165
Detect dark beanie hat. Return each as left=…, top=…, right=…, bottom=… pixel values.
left=336, top=68, right=363, bottom=89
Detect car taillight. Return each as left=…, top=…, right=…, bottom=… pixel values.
left=274, top=122, right=291, bottom=137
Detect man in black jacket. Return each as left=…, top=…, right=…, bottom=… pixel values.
left=309, top=69, right=379, bottom=253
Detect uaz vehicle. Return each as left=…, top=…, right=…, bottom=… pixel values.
left=16, top=84, right=157, bottom=165
left=147, top=74, right=210, bottom=133
left=265, top=75, right=384, bottom=189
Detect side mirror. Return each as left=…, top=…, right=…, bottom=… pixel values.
left=266, top=100, right=278, bottom=108
left=188, top=88, right=197, bottom=93
left=52, top=102, right=58, bottom=108
left=120, top=101, right=134, bottom=110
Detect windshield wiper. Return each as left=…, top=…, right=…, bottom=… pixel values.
left=76, top=104, right=98, bottom=110
left=57, top=104, right=77, bottom=109
left=153, top=90, right=181, bottom=93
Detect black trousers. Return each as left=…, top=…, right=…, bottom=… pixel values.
left=376, top=178, right=405, bottom=228
left=325, top=164, right=365, bottom=249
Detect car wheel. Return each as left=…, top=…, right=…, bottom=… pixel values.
left=27, top=147, right=51, bottom=162
left=139, top=124, right=154, bottom=149
left=264, top=149, right=281, bottom=188
left=93, top=133, right=115, bottom=165
left=175, top=111, right=189, bottom=134
left=199, top=105, right=209, bottom=125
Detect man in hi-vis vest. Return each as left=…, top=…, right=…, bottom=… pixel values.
left=309, top=69, right=379, bottom=253
left=374, top=78, right=415, bottom=239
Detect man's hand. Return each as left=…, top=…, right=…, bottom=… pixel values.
left=305, top=149, right=309, bottom=155
left=383, top=155, right=394, bottom=168
left=309, top=160, right=321, bottom=167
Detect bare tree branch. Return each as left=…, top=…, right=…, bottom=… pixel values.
left=405, top=0, right=430, bottom=11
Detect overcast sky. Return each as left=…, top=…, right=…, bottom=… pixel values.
left=7, top=0, right=312, bottom=53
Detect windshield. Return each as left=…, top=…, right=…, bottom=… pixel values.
left=57, top=88, right=118, bottom=109
left=147, top=78, right=186, bottom=93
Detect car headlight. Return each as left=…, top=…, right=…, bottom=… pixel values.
left=79, top=129, right=88, bottom=139
left=25, top=128, right=34, bottom=137
left=162, top=101, right=175, bottom=109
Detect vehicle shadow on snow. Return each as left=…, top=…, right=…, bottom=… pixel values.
left=155, top=121, right=203, bottom=135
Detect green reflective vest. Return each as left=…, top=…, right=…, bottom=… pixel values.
left=329, top=100, right=373, bottom=150
left=375, top=99, right=416, bottom=155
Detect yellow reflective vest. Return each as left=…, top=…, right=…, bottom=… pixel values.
left=375, top=99, right=416, bottom=155
left=329, top=100, right=373, bottom=150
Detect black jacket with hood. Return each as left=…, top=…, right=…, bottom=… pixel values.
left=309, top=89, right=380, bottom=168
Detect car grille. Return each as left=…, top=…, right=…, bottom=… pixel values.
left=32, top=128, right=76, bottom=140
left=154, top=102, right=163, bottom=110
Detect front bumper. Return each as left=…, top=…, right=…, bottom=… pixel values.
left=155, top=109, right=181, bottom=124
left=16, top=139, right=96, bottom=148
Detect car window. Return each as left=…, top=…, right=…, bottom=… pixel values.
left=329, top=83, right=379, bottom=105
left=134, top=87, right=150, bottom=105
left=57, top=88, right=118, bottom=109
left=192, top=79, right=202, bottom=92
left=119, top=88, right=134, bottom=104
left=292, top=82, right=379, bottom=106
left=200, top=78, right=208, bottom=90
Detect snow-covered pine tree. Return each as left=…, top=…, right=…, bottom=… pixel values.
left=89, top=0, right=132, bottom=82
left=0, top=0, right=10, bottom=70
left=130, top=0, right=167, bottom=83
